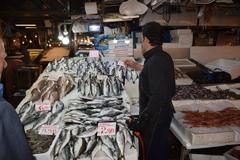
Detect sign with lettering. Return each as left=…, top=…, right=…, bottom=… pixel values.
left=38, top=125, right=59, bottom=135
left=35, top=104, right=51, bottom=112
left=108, top=39, right=133, bottom=56
left=97, top=122, right=116, bottom=136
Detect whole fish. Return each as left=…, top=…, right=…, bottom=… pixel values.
left=116, top=130, right=125, bottom=159
left=78, top=126, right=98, bottom=138
left=29, top=88, right=41, bottom=102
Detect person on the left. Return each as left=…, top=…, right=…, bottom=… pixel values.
left=0, top=37, right=34, bottom=160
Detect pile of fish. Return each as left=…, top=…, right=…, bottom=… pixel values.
left=30, top=74, right=75, bottom=105
left=53, top=97, right=136, bottom=160
left=77, top=74, right=123, bottom=97
left=17, top=57, right=138, bottom=158
left=19, top=101, right=64, bottom=130
left=26, top=130, right=55, bottom=154
left=46, top=57, right=139, bottom=85
left=173, top=85, right=232, bottom=100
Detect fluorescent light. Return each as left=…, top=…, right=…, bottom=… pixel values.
left=16, top=24, right=37, bottom=27
left=25, top=27, right=37, bottom=29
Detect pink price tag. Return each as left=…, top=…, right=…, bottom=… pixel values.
left=97, top=122, right=116, bottom=136
left=89, top=50, right=100, bottom=58
left=38, top=125, right=59, bottom=135
left=35, top=104, right=51, bottom=112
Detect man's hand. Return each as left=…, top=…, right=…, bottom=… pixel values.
left=124, top=60, right=143, bottom=71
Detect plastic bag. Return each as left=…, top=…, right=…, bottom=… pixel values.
left=72, top=21, right=88, bottom=33
left=119, top=0, right=148, bottom=16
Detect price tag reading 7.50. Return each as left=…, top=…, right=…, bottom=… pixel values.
left=35, top=104, right=51, bottom=112
left=38, top=125, right=59, bottom=135
left=97, top=122, right=116, bottom=136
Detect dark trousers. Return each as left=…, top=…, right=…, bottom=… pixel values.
left=140, top=109, right=172, bottom=160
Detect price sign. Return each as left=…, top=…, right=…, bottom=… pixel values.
left=89, top=50, right=100, bottom=58
left=35, top=103, right=51, bottom=112
left=108, top=39, right=133, bottom=56
left=97, top=75, right=108, bottom=80
left=97, top=122, right=116, bottom=136
left=38, top=125, right=59, bottom=135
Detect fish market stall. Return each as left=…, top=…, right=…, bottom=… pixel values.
left=16, top=57, right=139, bottom=160
left=170, top=82, right=240, bottom=160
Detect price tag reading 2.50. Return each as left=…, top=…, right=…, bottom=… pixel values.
left=35, top=104, right=51, bottom=112
left=97, top=122, right=116, bottom=136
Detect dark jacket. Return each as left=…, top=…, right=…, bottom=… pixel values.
left=139, top=46, right=176, bottom=120
left=138, top=46, right=176, bottom=160
left=0, top=97, right=34, bottom=160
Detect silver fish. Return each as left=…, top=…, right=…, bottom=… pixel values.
left=73, top=137, right=84, bottom=158
left=78, top=126, right=97, bottom=138
left=101, top=143, right=114, bottom=160
left=85, top=136, right=98, bottom=155
left=91, top=140, right=102, bottom=159
left=59, top=130, right=71, bottom=152
left=101, top=136, right=115, bottom=151
left=116, top=130, right=125, bottom=159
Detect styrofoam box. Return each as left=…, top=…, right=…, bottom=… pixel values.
left=190, top=154, right=225, bottom=160
left=173, top=59, right=196, bottom=67
left=173, top=101, right=239, bottom=145
left=34, top=129, right=62, bottom=160
left=224, top=146, right=240, bottom=160
left=173, top=116, right=235, bottom=145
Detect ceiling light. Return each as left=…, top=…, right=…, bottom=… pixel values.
left=62, top=36, right=70, bottom=45
left=124, top=37, right=130, bottom=44
left=15, top=24, right=37, bottom=27
left=63, top=24, right=68, bottom=36
left=113, top=38, right=118, bottom=44
left=25, top=27, right=37, bottom=29
left=58, top=32, right=64, bottom=41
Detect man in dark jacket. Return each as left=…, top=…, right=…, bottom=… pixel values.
left=125, top=22, right=176, bottom=160
left=0, top=37, right=34, bottom=160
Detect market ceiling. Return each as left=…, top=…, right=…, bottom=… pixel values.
left=0, top=0, right=124, bottom=22
left=0, top=0, right=239, bottom=26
